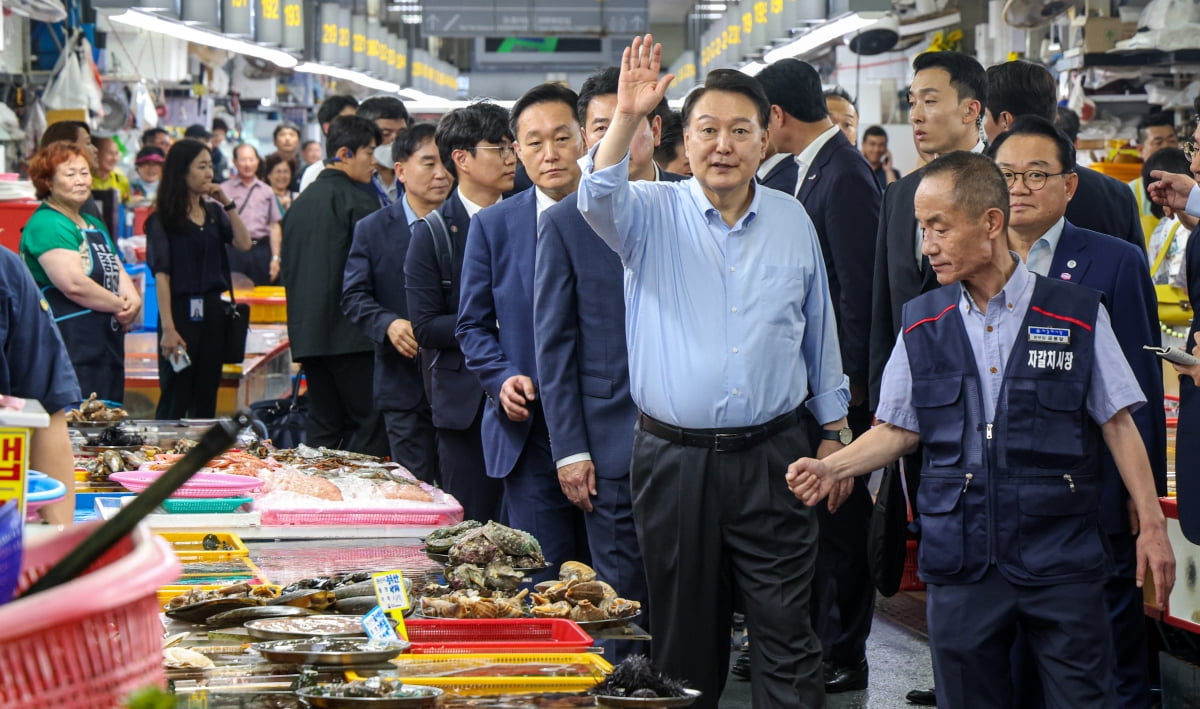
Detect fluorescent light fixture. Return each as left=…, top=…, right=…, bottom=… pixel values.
left=294, top=62, right=400, bottom=92
left=739, top=60, right=766, bottom=77
left=109, top=8, right=298, bottom=68
left=900, top=11, right=962, bottom=37
left=763, top=12, right=885, bottom=63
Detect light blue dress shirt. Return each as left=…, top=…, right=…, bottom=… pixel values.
left=401, top=194, right=420, bottom=228
left=1023, top=217, right=1066, bottom=277
left=576, top=150, right=849, bottom=429
left=876, top=255, right=1145, bottom=432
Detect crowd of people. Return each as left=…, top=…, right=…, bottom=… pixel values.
left=9, top=33, right=1200, bottom=708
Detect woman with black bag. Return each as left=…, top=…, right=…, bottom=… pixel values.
left=147, top=139, right=251, bottom=418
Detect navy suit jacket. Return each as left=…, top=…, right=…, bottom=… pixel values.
left=1050, top=221, right=1165, bottom=534
left=1176, top=223, right=1200, bottom=542
left=455, top=188, right=541, bottom=479
left=404, top=191, right=484, bottom=430
left=1068, top=166, right=1146, bottom=256
left=533, top=171, right=685, bottom=480
left=757, top=154, right=798, bottom=194
left=341, top=198, right=424, bottom=411
left=796, top=131, right=880, bottom=391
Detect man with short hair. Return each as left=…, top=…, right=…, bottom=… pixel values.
left=211, top=118, right=230, bottom=183
left=358, top=96, right=411, bottom=207
left=825, top=87, right=859, bottom=147
left=990, top=115, right=1164, bottom=709
left=861, top=125, right=900, bottom=189
left=789, top=149, right=1174, bottom=709
left=141, top=127, right=172, bottom=153
left=406, top=101, right=515, bottom=523
left=533, top=66, right=682, bottom=659
left=1131, top=111, right=1179, bottom=217
left=456, top=83, right=591, bottom=575
left=342, top=124, right=449, bottom=482
left=282, top=115, right=386, bottom=455
left=756, top=57, right=880, bottom=695
left=299, top=95, right=361, bottom=192
left=982, top=60, right=1144, bottom=250
left=579, top=36, right=849, bottom=708
left=223, top=143, right=283, bottom=285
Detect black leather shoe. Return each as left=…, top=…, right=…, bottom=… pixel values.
left=824, top=658, right=868, bottom=693
left=905, top=688, right=937, bottom=705
left=730, top=653, right=751, bottom=681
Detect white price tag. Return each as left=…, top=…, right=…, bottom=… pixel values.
left=361, top=605, right=400, bottom=642
left=371, top=570, right=410, bottom=611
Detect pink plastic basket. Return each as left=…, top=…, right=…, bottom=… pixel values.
left=259, top=505, right=462, bottom=527
left=0, top=521, right=181, bottom=709
left=112, top=469, right=263, bottom=497
left=404, top=618, right=595, bottom=654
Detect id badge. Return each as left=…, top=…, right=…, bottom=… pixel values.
left=189, top=297, right=204, bottom=321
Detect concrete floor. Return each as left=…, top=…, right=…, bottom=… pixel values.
left=718, top=592, right=936, bottom=708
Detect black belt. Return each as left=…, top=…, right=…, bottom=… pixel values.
left=637, top=406, right=803, bottom=453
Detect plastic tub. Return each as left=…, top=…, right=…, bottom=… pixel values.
left=0, top=522, right=181, bottom=708
left=404, top=618, right=594, bottom=654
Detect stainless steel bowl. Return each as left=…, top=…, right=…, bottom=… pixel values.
left=593, top=689, right=703, bottom=708
left=296, top=683, right=443, bottom=708
left=250, top=639, right=409, bottom=666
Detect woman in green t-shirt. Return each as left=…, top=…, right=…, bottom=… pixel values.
left=20, top=141, right=141, bottom=403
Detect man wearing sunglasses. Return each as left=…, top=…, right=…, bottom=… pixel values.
left=990, top=114, right=1163, bottom=709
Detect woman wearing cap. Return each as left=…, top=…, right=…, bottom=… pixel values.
left=20, top=141, right=141, bottom=402
left=130, top=146, right=165, bottom=205
left=146, top=139, right=252, bottom=419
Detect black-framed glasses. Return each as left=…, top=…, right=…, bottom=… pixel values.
left=1184, top=141, right=1198, bottom=161
left=473, top=144, right=516, bottom=159
left=1000, top=169, right=1073, bottom=191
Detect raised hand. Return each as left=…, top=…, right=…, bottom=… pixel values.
left=617, top=34, right=675, bottom=120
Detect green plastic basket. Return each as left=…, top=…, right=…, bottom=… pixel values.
left=160, top=496, right=253, bottom=514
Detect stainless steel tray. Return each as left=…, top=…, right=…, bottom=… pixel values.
left=594, top=689, right=702, bottom=708
left=296, top=684, right=443, bottom=708
left=250, top=639, right=409, bottom=666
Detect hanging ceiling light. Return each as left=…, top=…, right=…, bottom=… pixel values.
left=763, top=12, right=886, bottom=63
left=293, top=62, right=401, bottom=93
left=109, top=8, right=298, bottom=68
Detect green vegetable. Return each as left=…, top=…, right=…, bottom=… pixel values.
left=124, top=686, right=174, bottom=709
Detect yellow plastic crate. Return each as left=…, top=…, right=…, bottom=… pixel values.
left=157, top=531, right=250, bottom=561
left=235, top=286, right=287, bottom=324
left=382, top=652, right=612, bottom=695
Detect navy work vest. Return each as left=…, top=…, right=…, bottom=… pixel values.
left=901, top=276, right=1111, bottom=587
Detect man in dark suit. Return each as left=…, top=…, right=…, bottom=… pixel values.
left=992, top=116, right=1164, bottom=709
left=405, top=101, right=515, bottom=522
left=756, top=58, right=881, bottom=694
left=866, top=51, right=989, bottom=707
left=533, top=67, right=682, bottom=658
left=342, top=124, right=450, bottom=482
left=281, top=115, right=386, bottom=455
left=982, top=60, right=1144, bottom=253
left=756, top=144, right=798, bottom=193
left=456, top=84, right=590, bottom=569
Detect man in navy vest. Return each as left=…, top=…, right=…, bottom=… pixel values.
left=788, top=151, right=1174, bottom=709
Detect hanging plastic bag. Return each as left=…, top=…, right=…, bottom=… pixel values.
left=78, top=35, right=105, bottom=119
left=42, top=30, right=87, bottom=112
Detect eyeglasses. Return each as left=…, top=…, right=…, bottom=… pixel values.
left=1000, top=169, right=1072, bottom=191
left=473, top=144, right=517, bottom=159
left=1184, top=141, right=1198, bottom=160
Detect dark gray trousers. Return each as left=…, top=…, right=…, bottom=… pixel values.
left=630, top=420, right=824, bottom=709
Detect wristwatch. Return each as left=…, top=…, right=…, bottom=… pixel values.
left=820, top=427, right=853, bottom=445
left=223, top=201, right=237, bottom=211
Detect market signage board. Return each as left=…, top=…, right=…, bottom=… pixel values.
left=0, top=428, right=28, bottom=520
left=423, top=0, right=647, bottom=37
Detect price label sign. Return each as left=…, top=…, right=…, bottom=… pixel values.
left=361, top=605, right=400, bottom=643
left=371, top=570, right=410, bottom=638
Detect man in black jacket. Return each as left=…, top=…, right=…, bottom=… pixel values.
left=281, top=116, right=386, bottom=455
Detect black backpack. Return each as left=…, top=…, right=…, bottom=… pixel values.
left=248, top=373, right=308, bottom=448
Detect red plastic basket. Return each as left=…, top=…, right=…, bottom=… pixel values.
left=403, top=618, right=595, bottom=654
left=0, top=521, right=181, bottom=709
left=900, top=538, right=925, bottom=591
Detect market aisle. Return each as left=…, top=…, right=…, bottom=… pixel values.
left=720, top=592, right=935, bottom=708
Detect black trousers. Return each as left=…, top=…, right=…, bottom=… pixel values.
left=382, top=403, right=437, bottom=483
left=808, top=402, right=875, bottom=666
left=227, top=239, right=273, bottom=286
left=301, top=352, right=388, bottom=457
left=156, top=291, right=225, bottom=419
left=437, top=400, right=504, bottom=523
left=631, top=420, right=824, bottom=709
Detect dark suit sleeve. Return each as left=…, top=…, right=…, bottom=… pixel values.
left=533, top=210, right=590, bottom=464
left=867, top=183, right=898, bottom=410
left=824, top=166, right=879, bottom=393
left=340, top=218, right=396, bottom=345
left=1109, top=246, right=1168, bottom=489
left=405, top=220, right=457, bottom=350
left=455, top=214, right=520, bottom=400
